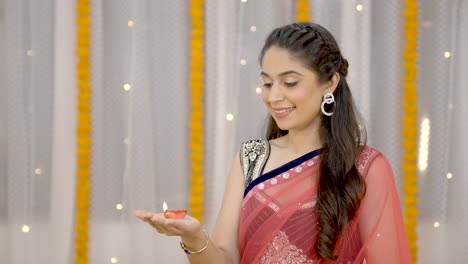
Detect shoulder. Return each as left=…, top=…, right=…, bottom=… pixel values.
left=356, top=145, right=385, bottom=177
left=240, top=138, right=270, bottom=160
left=239, top=138, right=271, bottom=184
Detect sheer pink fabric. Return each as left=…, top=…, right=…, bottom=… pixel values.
left=238, top=146, right=412, bottom=264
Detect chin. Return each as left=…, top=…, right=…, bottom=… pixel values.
left=274, top=120, right=293, bottom=131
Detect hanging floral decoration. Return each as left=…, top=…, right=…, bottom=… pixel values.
left=189, top=0, right=205, bottom=222
left=402, top=0, right=419, bottom=262
left=75, top=0, right=92, bottom=263
left=297, top=0, right=311, bottom=22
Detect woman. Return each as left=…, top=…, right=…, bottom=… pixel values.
left=135, top=22, right=412, bottom=263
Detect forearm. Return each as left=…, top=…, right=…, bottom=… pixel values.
left=181, top=232, right=236, bottom=264
left=186, top=241, right=234, bottom=264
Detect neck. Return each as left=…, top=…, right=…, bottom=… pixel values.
left=284, top=124, right=322, bottom=155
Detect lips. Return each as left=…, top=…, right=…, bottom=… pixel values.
left=272, top=107, right=295, bottom=118
left=273, top=107, right=295, bottom=113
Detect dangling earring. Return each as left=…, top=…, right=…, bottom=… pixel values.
left=321, top=92, right=335, bottom=116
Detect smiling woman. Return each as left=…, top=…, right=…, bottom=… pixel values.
left=135, top=22, right=412, bottom=264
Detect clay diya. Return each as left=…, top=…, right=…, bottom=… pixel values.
left=163, top=201, right=187, bottom=219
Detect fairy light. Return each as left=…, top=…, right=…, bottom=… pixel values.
left=250, top=25, right=257, bottom=32
left=123, top=138, right=129, bottom=145
left=433, top=221, right=440, bottom=228
left=27, top=50, right=34, bottom=56
left=123, top=83, right=131, bottom=91
left=127, top=20, right=134, bottom=27
left=226, top=113, right=234, bottom=121
left=240, top=59, right=247, bottom=65
left=110, top=257, right=118, bottom=263
left=241, top=0, right=248, bottom=2
left=446, top=172, right=453, bottom=179
left=34, top=168, right=43, bottom=175
left=417, top=117, right=430, bottom=172
left=356, top=4, right=364, bottom=12
left=22, top=225, right=30, bottom=233
left=444, top=51, right=451, bottom=59
left=116, top=203, right=124, bottom=210
left=255, top=87, right=262, bottom=94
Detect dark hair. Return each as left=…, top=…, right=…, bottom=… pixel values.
left=260, top=22, right=366, bottom=260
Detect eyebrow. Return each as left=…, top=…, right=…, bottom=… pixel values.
left=260, top=70, right=304, bottom=78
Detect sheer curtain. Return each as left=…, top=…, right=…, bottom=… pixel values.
left=1, top=0, right=468, bottom=263
left=0, top=0, right=77, bottom=263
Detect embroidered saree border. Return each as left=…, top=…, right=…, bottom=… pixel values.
left=243, top=148, right=321, bottom=197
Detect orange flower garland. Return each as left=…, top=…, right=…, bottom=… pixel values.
left=189, top=0, right=205, bottom=222
left=75, top=0, right=92, bottom=263
left=402, top=0, right=419, bottom=262
left=297, top=0, right=311, bottom=22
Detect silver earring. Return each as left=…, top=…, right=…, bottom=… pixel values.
left=321, top=92, right=335, bottom=116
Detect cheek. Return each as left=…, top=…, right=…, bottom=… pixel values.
left=290, top=89, right=322, bottom=111
left=290, top=90, right=311, bottom=104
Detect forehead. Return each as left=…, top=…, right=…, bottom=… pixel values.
left=261, top=46, right=309, bottom=76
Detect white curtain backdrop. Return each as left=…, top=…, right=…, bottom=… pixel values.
left=1, top=0, right=467, bottom=263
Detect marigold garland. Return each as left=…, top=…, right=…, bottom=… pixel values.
left=296, top=0, right=311, bottom=22
left=402, top=0, right=418, bottom=262
left=74, top=0, right=91, bottom=263
left=189, top=0, right=205, bottom=222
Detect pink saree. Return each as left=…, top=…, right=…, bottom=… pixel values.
left=239, top=143, right=412, bottom=264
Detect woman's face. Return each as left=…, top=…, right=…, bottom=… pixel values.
left=261, top=46, right=331, bottom=133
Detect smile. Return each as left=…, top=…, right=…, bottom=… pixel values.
left=272, top=107, right=295, bottom=119
left=273, top=107, right=295, bottom=113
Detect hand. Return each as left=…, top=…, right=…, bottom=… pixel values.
left=134, top=210, right=203, bottom=240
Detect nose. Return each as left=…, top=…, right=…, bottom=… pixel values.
left=267, top=83, right=284, bottom=103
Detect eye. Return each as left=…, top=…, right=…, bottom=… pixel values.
left=284, top=82, right=298, bottom=87
left=262, top=83, right=272, bottom=88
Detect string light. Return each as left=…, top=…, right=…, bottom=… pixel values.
left=250, top=25, right=257, bottom=32
left=110, top=257, right=118, bottom=263
left=27, top=50, right=34, bottom=56
left=446, top=172, right=453, bottom=179
left=226, top=113, right=234, bottom=121
left=34, top=168, right=43, bottom=175
left=127, top=20, right=135, bottom=27
left=433, top=221, right=440, bottom=228
left=116, top=203, right=124, bottom=210
left=22, top=225, right=30, bottom=233
left=240, top=59, right=247, bottom=65
left=241, top=0, right=248, bottom=2
left=417, top=118, right=430, bottom=172
left=123, top=83, right=131, bottom=91
left=255, top=87, right=262, bottom=94
left=123, top=138, right=130, bottom=145
left=444, top=51, right=451, bottom=59
left=356, top=4, right=364, bottom=12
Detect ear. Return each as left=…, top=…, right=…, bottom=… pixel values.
left=323, top=72, right=340, bottom=93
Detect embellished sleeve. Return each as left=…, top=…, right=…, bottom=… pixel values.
left=357, top=151, right=412, bottom=263
left=239, top=139, right=270, bottom=186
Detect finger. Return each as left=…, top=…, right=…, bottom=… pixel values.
left=149, top=214, right=177, bottom=234
left=151, top=216, right=189, bottom=236
left=134, top=210, right=148, bottom=220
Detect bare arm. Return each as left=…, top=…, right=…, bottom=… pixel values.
left=135, top=152, right=245, bottom=264
left=182, top=151, right=244, bottom=263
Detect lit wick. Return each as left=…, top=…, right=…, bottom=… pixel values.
left=162, top=201, right=187, bottom=219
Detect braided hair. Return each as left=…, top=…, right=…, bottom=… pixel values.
left=260, top=23, right=366, bottom=261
